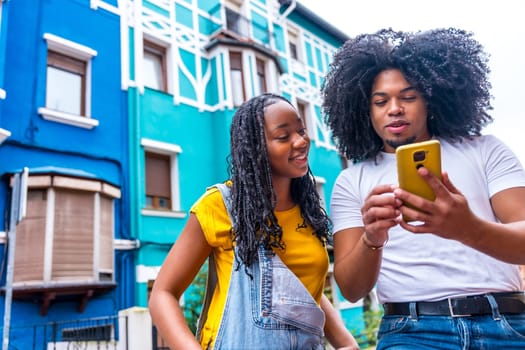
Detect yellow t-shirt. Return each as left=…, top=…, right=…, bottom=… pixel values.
left=191, top=185, right=329, bottom=349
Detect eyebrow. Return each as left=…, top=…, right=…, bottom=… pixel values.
left=268, top=117, right=303, bottom=132
left=371, top=86, right=416, bottom=97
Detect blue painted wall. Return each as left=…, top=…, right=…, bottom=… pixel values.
left=0, top=1, right=131, bottom=348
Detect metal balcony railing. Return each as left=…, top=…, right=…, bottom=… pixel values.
left=6, top=314, right=122, bottom=350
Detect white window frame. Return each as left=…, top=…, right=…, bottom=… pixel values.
left=252, top=56, right=267, bottom=96
left=38, top=33, right=99, bottom=129
left=296, top=99, right=315, bottom=135
left=142, top=37, right=171, bottom=93
left=287, top=26, right=303, bottom=63
left=227, top=50, right=277, bottom=106
left=141, top=138, right=186, bottom=218
left=224, top=0, right=249, bottom=38
left=314, top=176, right=326, bottom=209
left=229, top=51, right=245, bottom=107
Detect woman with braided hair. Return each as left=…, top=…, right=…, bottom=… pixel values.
left=149, top=93, right=358, bottom=349
left=323, top=28, right=525, bottom=349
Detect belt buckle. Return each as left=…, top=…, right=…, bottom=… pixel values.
left=448, top=298, right=471, bottom=317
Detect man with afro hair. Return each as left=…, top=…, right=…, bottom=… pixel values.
left=323, top=28, right=525, bottom=349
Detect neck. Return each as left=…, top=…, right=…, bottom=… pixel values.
left=272, top=178, right=295, bottom=211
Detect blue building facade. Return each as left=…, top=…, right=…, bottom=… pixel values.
left=0, top=0, right=133, bottom=348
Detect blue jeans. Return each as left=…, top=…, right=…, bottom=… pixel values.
left=377, top=313, right=525, bottom=349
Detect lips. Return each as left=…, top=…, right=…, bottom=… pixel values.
left=386, top=120, right=409, bottom=134
left=387, top=120, right=409, bottom=127
left=291, top=153, right=308, bottom=163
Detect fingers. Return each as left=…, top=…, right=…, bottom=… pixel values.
left=393, top=167, right=446, bottom=216
left=364, top=205, right=400, bottom=225
left=362, top=184, right=401, bottom=222
left=362, top=185, right=401, bottom=244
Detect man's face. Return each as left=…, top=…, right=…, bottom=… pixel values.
left=370, top=69, right=431, bottom=153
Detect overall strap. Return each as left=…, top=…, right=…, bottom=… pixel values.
left=195, top=182, right=232, bottom=339
left=214, top=182, right=233, bottom=222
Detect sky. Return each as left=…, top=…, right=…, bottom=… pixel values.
left=299, top=0, right=525, bottom=165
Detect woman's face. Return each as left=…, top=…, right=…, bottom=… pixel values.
left=369, top=69, right=431, bottom=153
left=264, top=100, right=310, bottom=181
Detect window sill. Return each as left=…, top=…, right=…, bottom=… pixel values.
left=38, top=107, right=99, bottom=129
left=141, top=208, right=187, bottom=219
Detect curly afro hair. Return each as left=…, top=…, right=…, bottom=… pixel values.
left=321, top=28, right=493, bottom=163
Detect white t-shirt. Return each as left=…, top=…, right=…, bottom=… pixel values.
left=331, top=135, right=525, bottom=303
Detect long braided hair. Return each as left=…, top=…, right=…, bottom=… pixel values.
left=228, top=93, right=331, bottom=268
left=321, top=28, right=493, bottom=163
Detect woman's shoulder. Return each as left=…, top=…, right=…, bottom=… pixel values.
left=191, top=181, right=231, bottom=213
left=191, top=181, right=233, bottom=248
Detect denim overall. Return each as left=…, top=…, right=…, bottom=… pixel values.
left=196, top=183, right=326, bottom=350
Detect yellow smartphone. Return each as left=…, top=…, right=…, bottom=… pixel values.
left=396, top=140, right=442, bottom=221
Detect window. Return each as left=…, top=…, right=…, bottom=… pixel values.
left=143, top=40, right=167, bottom=92
left=288, top=28, right=303, bottom=62
left=253, top=58, right=267, bottom=96
left=230, top=52, right=245, bottom=106
left=145, top=152, right=171, bottom=209
left=46, top=51, right=86, bottom=115
left=296, top=100, right=315, bottom=135
left=289, top=41, right=298, bottom=60
left=228, top=52, right=271, bottom=106
left=141, top=138, right=183, bottom=216
left=39, top=33, right=98, bottom=129
left=225, top=6, right=248, bottom=37
left=13, top=174, right=120, bottom=285
left=225, top=7, right=241, bottom=34
left=288, top=30, right=299, bottom=61
left=297, top=101, right=307, bottom=128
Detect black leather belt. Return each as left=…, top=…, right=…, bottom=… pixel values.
left=383, top=292, right=525, bottom=317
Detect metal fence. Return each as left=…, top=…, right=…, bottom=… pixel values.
left=6, top=314, right=124, bottom=350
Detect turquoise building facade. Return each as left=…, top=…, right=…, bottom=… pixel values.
left=125, top=0, right=368, bottom=341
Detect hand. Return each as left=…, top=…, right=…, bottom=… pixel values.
left=361, top=184, right=402, bottom=246
left=393, top=167, right=478, bottom=242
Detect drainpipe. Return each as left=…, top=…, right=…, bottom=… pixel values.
left=277, top=0, right=296, bottom=23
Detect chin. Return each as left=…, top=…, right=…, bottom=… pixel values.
left=386, top=136, right=417, bottom=149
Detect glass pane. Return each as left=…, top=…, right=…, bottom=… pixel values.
left=253, top=74, right=263, bottom=96
left=46, top=66, right=82, bottom=115
left=158, top=197, right=170, bottom=208
left=231, top=70, right=244, bottom=106
left=289, top=42, right=298, bottom=60
left=143, top=51, right=163, bottom=90
left=226, top=8, right=241, bottom=33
